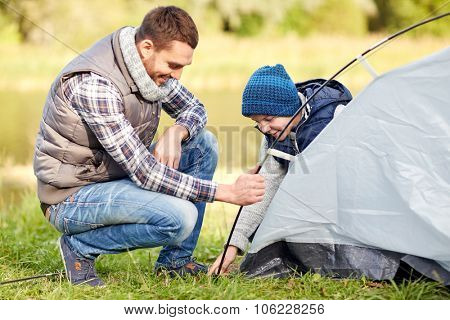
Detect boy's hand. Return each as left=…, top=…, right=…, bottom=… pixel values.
left=208, top=246, right=239, bottom=275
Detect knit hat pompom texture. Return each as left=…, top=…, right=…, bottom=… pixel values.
left=242, top=64, right=299, bottom=117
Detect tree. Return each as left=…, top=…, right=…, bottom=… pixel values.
left=210, top=0, right=293, bottom=36
left=369, top=0, right=450, bottom=36
left=0, top=0, right=56, bottom=44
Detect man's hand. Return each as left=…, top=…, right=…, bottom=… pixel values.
left=208, top=245, right=239, bottom=275
left=215, top=167, right=265, bottom=206
left=152, top=125, right=188, bottom=169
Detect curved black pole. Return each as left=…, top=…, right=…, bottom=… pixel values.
left=215, top=12, right=450, bottom=276
left=0, top=271, right=64, bottom=286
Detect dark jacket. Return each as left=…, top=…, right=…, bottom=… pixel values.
left=265, top=79, right=352, bottom=168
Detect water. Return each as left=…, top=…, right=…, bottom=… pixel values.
left=0, top=90, right=46, bottom=165
left=0, top=88, right=261, bottom=204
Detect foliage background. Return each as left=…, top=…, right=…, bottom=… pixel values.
left=1, top=0, right=450, bottom=45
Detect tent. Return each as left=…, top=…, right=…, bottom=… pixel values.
left=240, top=47, right=450, bottom=285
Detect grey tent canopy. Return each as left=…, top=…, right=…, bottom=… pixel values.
left=240, top=47, right=450, bottom=285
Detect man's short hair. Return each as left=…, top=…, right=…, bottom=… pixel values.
left=137, top=6, right=199, bottom=50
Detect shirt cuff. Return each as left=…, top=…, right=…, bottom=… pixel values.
left=175, top=118, right=199, bottom=143
left=194, top=179, right=218, bottom=203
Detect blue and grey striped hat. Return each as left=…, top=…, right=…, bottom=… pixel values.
left=242, top=64, right=299, bottom=117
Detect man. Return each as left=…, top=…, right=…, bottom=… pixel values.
left=33, top=6, right=265, bottom=287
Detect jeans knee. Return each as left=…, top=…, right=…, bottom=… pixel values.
left=200, top=129, right=219, bottom=169
left=169, top=202, right=198, bottom=245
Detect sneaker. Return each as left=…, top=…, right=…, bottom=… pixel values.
left=58, top=235, right=105, bottom=287
left=156, top=258, right=208, bottom=277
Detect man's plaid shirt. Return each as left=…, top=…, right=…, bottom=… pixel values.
left=62, top=72, right=217, bottom=203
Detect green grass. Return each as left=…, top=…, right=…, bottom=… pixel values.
left=0, top=192, right=448, bottom=300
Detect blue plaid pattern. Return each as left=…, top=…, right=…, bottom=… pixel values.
left=62, top=72, right=217, bottom=203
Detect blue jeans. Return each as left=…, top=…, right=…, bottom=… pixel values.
left=47, top=130, right=218, bottom=269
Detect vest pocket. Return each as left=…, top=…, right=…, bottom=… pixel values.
left=75, top=151, right=126, bottom=183
left=63, top=217, right=104, bottom=235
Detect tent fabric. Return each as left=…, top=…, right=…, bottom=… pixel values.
left=241, top=47, right=450, bottom=284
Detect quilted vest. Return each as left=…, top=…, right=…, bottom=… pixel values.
left=33, top=28, right=161, bottom=204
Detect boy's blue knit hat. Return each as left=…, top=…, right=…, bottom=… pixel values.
left=242, top=64, right=299, bottom=117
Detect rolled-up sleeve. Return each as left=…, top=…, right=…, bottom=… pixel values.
left=161, top=79, right=207, bottom=141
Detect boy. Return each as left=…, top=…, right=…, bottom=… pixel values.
left=209, top=64, right=352, bottom=275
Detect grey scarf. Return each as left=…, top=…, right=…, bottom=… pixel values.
left=119, top=27, right=170, bottom=102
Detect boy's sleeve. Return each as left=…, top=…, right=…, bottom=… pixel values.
left=229, top=139, right=287, bottom=254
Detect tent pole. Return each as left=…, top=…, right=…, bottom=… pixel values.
left=0, top=272, right=64, bottom=286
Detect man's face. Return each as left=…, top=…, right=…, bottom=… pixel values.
left=137, top=39, right=193, bottom=86
left=250, top=114, right=302, bottom=141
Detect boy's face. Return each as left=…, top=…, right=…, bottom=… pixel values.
left=250, top=113, right=302, bottom=141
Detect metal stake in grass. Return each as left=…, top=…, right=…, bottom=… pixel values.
left=215, top=11, right=450, bottom=276
left=0, top=271, right=65, bottom=286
